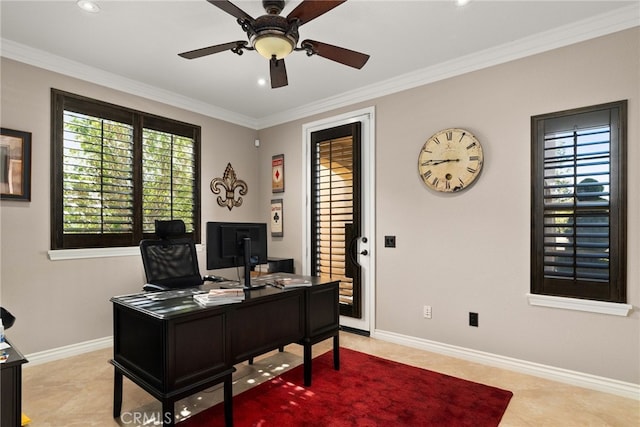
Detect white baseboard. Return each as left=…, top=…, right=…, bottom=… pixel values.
left=23, top=331, right=640, bottom=400
left=373, top=329, right=639, bottom=400
left=24, top=336, right=113, bottom=367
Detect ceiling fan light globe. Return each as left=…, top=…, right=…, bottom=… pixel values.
left=253, top=34, right=295, bottom=60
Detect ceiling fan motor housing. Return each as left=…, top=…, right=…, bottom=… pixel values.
left=249, top=14, right=299, bottom=60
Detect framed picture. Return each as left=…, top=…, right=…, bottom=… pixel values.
left=272, top=154, right=284, bottom=193
left=1, top=128, right=31, bottom=201
left=270, top=198, right=283, bottom=237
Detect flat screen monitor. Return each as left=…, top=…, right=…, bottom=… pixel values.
left=206, top=222, right=267, bottom=288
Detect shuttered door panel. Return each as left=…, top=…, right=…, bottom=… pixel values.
left=311, top=122, right=362, bottom=318
left=314, top=136, right=354, bottom=306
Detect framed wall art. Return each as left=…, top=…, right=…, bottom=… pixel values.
left=1, top=128, right=32, bottom=201
left=272, top=154, right=284, bottom=193
left=270, top=198, right=283, bottom=237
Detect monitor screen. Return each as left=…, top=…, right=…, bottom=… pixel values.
left=206, top=222, right=268, bottom=270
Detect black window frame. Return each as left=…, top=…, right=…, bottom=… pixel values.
left=51, top=89, right=201, bottom=250
left=531, top=100, right=627, bottom=303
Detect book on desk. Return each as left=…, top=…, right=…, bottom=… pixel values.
left=193, top=289, right=245, bottom=306
left=272, top=277, right=312, bottom=289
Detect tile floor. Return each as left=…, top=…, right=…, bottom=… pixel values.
left=21, top=332, right=639, bottom=426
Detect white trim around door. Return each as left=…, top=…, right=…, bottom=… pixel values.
left=301, top=106, right=376, bottom=334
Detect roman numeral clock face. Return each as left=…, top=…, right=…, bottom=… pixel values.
left=418, top=128, right=484, bottom=192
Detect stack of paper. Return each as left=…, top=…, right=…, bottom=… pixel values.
left=193, top=289, right=245, bottom=306
left=273, top=278, right=312, bottom=289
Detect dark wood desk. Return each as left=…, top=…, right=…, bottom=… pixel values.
left=110, top=274, right=340, bottom=427
left=1, top=339, right=28, bottom=427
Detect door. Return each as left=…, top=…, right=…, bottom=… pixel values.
left=303, top=108, right=375, bottom=333
left=310, top=123, right=362, bottom=318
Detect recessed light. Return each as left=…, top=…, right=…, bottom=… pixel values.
left=77, top=0, right=100, bottom=13
left=257, top=78, right=267, bottom=87
left=456, top=0, right=471, bottom=6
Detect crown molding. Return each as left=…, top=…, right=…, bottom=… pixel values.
left=2, top=3, right=638, bottom=130
left=0, top=38, right=259, bottom=129
left=256, top=3, right=640, bottom=129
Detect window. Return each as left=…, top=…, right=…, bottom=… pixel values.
left=531, top=101, right=627, bottom=302
left=51, top=89, right=201, bottom=249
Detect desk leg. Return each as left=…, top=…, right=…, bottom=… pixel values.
left=113, top=369, right=123, bottom=418
left=303, top=343, right=312, bottom=387
left=333, top=334, right=340, bottom=371
left=224, top=374, right=233, bottom=427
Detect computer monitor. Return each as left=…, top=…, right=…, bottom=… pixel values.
left=206, top=221, right=268, bottom=289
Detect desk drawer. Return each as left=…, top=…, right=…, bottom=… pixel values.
left=231, top=292, right=304, bottom=362
left=307, top=282, right=340, bottom=337
left=113, top=305, right=228, bottom=393
left=169, top=311, right=228, bottom=390
left=113, top=307, right=164, bottom=390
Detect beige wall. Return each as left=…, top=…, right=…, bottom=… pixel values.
left=0, top=28, right=638, bottom=385
left=0, top=58, right=259, bottom=354
left=256, top=28, right=640, bottom=383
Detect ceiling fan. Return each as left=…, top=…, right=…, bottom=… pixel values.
left=178, top=0, right=370, bottom=88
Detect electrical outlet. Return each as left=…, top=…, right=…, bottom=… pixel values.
left=423, top=305, right=432, bottom=319
left=384, top=235, right=396, bottom=248
left=469, top=312, right=478, bottom=327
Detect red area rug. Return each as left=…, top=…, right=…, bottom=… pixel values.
left=181, top=347, right=513, bottom=426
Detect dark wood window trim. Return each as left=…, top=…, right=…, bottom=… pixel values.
left=531, top=100, right=627, bottom=303
left=51, top=89, right=201, bottom=250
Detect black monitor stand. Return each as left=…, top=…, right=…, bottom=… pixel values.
left=243, top=238, right=265, bottom=290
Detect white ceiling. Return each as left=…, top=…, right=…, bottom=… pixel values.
left=1, top=1, right=638, bottom=129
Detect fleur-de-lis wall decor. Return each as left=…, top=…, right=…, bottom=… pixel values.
left=210, top=163, right=248, bottom=211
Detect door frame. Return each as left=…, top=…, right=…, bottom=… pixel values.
left=301, top=106, right=376, bottom=333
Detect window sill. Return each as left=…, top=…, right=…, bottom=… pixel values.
left=527, top=294, right=633, bottom=317
left=48, top=244, right=203, bottom=261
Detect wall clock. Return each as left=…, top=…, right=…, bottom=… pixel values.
left=417, top=128, right=484, bottom=193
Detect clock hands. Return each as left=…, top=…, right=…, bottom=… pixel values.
left=420, top=158, right=461, bottom=166
left=418, top=128, right=483, bottom=193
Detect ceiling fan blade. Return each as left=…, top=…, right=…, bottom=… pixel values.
left=301, top=40, right=370, bottom=69
left=206, top=0, right=254, bottom=21
left=270, top=58, right=288, bottom=88
left=178, top=41, right=247, bottom=59
left=286, top=0, right=346, bottom=26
